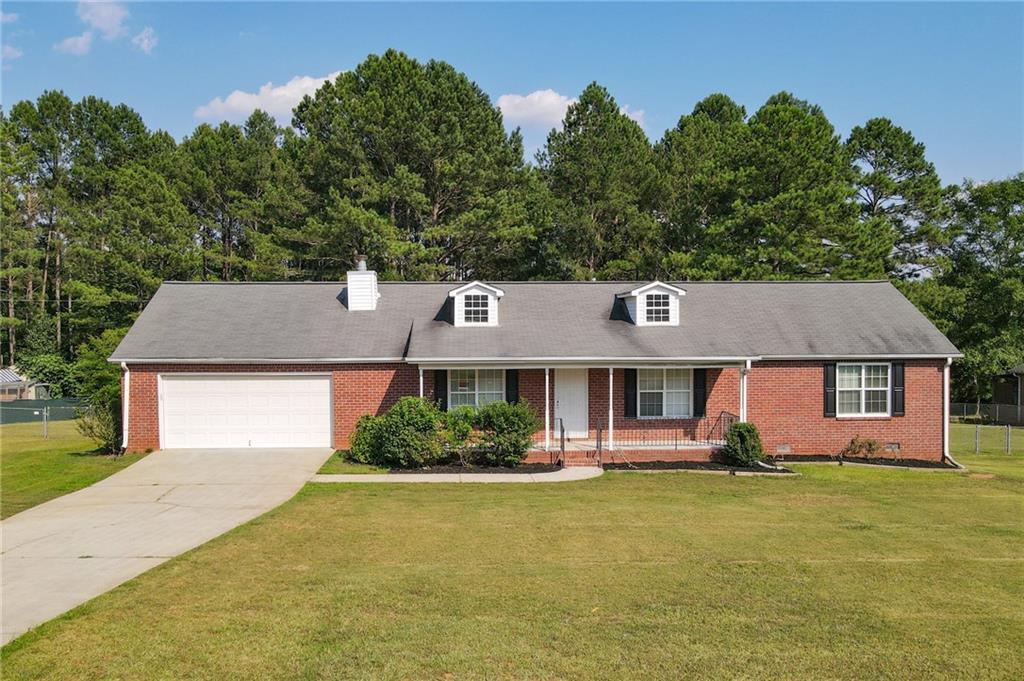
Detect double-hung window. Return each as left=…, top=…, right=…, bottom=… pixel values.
left=837, top=363, right=890, bottom=416
left=463, top=294, right=489, bottom=324
left=449, top=369, right=504, bottom=408
left=638, top=368, right=692, bottom=418
left=645, top=293, right=670, bottom=323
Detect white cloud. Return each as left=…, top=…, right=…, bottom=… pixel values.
left=498, top=88, right=647, bottom=130
left=619, top=104, right=646, bottom=128
left=1, top=12, right=18, bottom=24
left=194, top=71, right=343, bottom=123
left=497, top=89, right=575, bottom=127
left=54, top=31, right=94, bottom=56
left=77, top=1, right=128, bottom=40
left=3, top=44, right=23, bottom=60
left=131, top=26, right=157, bottom=54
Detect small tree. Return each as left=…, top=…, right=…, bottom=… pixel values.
left=73, top=329, right=128, bottom=452
left=473, top=400, right=542, bottom=467
left=722, top=422, right=765, bottom=467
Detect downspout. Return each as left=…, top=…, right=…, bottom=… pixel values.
left=121, top=362, right=130, bottom=452
left=942, top=357, right=962, bottom=468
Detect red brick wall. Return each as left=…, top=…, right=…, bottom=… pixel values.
left=747, top=360, right=944, bottom=460
left=584, top=368, right=740, bottom=443
left=123, top=363, right=419, bottom=452
left=123, top=361, right=945, bottom=460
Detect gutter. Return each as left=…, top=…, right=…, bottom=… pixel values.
left=120, top=362, right=130, bottom=452
left=942, top=357, right=964, bottom=468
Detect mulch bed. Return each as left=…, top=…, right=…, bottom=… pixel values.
left=773, top=455, right=959, bottom=470
left=388, top=463, right=562, bottom=475
left=602, top=460, right=794, bottom=474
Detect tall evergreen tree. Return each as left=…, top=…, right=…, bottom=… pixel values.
left=656, top=93, right=747, bottom=279
left=292, top=50, right=531, bottom=280
left=538, top=82, right=660, bottom=279
left=847, top=118, right=947, bottom=279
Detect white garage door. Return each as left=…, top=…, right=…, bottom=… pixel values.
left=160, top=375, right=331, bottom=449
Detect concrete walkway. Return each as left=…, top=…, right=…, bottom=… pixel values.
left=1, top=448, right=332, bottom=646
left=312, top=466, right=603, bottom=483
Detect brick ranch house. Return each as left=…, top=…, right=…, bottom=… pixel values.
left=109, top=259, right=961, bottom=464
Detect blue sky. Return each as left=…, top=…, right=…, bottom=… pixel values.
left=2, top=1, right=1021, bottom=183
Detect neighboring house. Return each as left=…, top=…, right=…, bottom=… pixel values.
left=992, top=364, right=1023, bottom=407
left=109, top=258, right=961, bottom=462
left=0, top=368, right=39, bottom=402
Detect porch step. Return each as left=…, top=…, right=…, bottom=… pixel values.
left=563, top=450, right=602, bottom=467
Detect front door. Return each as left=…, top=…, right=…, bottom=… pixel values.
left=555, top=369, right=589, bottom=438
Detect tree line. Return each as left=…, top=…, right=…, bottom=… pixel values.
left=1, top=49, right=1021, bottom=404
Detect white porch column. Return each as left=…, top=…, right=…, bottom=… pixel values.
left=418, top=367, right=424, bottom=398
left=544, top=368, right=551, bottom=451
left=608, top=367, right=614, bottom=450
left=739, top=360, right=750, bottom=422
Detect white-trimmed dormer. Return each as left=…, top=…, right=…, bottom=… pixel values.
left=449, top=281, right=505, bottom=327
left=617, top=281, right=685, bottom=327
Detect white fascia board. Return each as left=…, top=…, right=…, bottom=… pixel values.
left=407, top=356, right=757, bottom=367
left=616, top=281, right=686, bottom=298
left=107, top=357, right=405, bottom=364
left=757, top=353, right=964, bottom=360
left=448, top=281, right=505, bottom=298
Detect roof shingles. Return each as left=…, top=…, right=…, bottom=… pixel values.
left=109, top=281, right=960, bottom=363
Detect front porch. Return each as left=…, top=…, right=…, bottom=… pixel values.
left=416, top=364, right=749, bottom=466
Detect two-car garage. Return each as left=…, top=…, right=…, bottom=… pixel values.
left=159, top=374, right=332, bottom=449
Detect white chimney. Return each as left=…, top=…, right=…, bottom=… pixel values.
left=346, top=255, right=379, bottom=311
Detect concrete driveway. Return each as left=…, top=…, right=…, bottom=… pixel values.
left=1, top=448, right=332, bottom=645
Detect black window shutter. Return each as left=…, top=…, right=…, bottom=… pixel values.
left=891, top=362, right=905, bottom=416
left=824, top=363, right=837, bottom=417
left=624, top=368, right=637, bottom=418
left=433, top=370, right=448, bottom=411
left=505, top=369, right=519, bottom=404
left=693, top=369, right=707, bottom=418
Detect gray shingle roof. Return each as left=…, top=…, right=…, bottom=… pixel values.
left=109, top=280, right=960, bottom=363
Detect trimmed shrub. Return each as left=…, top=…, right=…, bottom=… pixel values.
left=441, top=406, right=478, bottom=465
left=350, top=397, right=445, bottom=468
left=722, top=422, right=765, bottom=467
left=473, top=400, right=542, bottom=467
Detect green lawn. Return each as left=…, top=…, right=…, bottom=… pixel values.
left=0, top=421, right=148, bottom=518
left=3, top=424, right=1022, bottom=679
left=317, top=450, right=388, bottom=474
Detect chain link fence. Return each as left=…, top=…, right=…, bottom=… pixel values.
left=951, top=402, right=1024, bottom=426
left=0, top=399, right=83, bottom=440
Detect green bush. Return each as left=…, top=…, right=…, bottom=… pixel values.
left=76, top=403, right=120, bottom=453
left=722, top=422, right=765, bottom=467
left=441, top=405, right=478, bottom=464
left=473, top=400, right=542, bottom=467
left=350, top=397, right=445, bottom=468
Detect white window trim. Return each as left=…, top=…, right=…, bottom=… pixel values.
left=448, top=368, right=505, bottom=410
left=636, top=368, right=693, bottom=419
left=836, top=362, right=892, bottom=418
left=644, top=293, right=672, bottom=325
left=462, top=294, right=491, bottom=326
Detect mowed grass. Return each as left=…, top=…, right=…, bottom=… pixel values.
left=0, top=421, right=148, bottom=518
left=317, top=451, right=388, bottom=474
left=2, top=424, right=1023, bottom=679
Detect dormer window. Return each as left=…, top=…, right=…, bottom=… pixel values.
left=645, top=294, right=670, bottom=323
left=616, top=281, right=685, bottom=327
left=464, top=294, right=489, bottom=324
left=449, top=281, right=504, bottom=327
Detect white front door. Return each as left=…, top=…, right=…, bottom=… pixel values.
left=555, top=369, right=589, bottom=438
left=160, top=374, right=332, bottom=449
